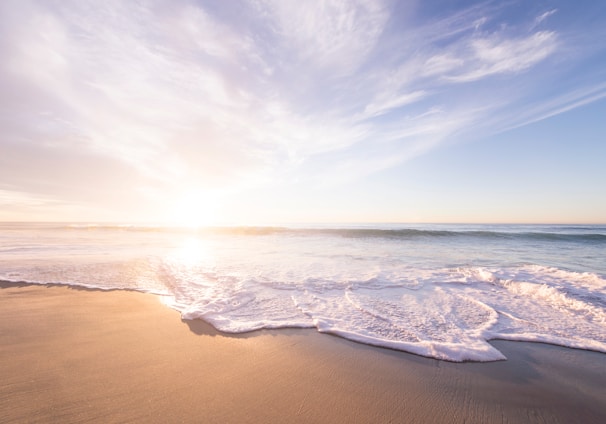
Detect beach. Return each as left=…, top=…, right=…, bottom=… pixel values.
left=1, top=282, right=605, bottom=423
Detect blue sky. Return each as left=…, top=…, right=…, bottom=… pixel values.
left=1, top=0, right=605, bottom=224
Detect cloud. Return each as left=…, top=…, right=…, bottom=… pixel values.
left=0, top=0, right=604, bottom=221
left=534, top=9, right=558, bottom=27
left=254, top=0, right=389, bottom=76
left=363, top=91, right=427, bottom=119
left=494, top=82, right=606, bottom=132
left=445, top=31, right=558, bottom=82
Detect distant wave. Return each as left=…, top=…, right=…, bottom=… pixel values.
left=298, top=228, right=606, bottom=243
left=10, top=223, right=604, bottom=243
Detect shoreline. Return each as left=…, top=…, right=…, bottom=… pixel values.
left=2, top=282, right=606, bottom=423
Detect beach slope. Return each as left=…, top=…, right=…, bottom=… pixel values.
left=1, top=282, right=605, bottom=423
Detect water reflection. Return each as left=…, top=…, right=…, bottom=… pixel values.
left=171, top=237, right=214, bottom=268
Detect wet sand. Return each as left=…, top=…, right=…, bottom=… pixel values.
left=1, top=281, right=605, bottom=423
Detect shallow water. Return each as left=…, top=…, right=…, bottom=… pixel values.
left=1, top=222, right=605, bottom=361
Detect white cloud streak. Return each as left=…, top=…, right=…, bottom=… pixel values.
left=494, top=82, right=606, bottom=133
left=447, top=31, right=558, bottom=82
left=534, top=9, right=558, bottom=27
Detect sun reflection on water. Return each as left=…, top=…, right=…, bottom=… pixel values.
left=171, top=237, right=214, bottom=267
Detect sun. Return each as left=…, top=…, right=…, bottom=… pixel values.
left=170, top=190, right=220, bottom=229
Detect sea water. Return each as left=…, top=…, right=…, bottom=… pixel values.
left=1, top=222, right=605, bottom=362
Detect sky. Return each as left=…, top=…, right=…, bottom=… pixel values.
left=1, top=0, right=605, bottom=225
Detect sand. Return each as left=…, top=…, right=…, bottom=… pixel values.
left=1, top=281, right=605, bottom=423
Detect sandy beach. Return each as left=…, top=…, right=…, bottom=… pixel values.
left=1, top=281, right=605, bottom=423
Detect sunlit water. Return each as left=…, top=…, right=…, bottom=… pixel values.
left=1, top=222, right=605, bottom=361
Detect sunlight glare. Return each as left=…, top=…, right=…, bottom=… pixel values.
left=171, top=190, right=220, bottom=229
left=172, top=237, right=213, bottom=267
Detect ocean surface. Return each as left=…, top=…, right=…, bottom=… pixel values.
left=1, top=222, right=605, bottom=362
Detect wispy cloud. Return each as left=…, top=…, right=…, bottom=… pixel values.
left=254, top=0, right=389, bottom=76
left=446, top=30, right=558, bottom=82
left=493, top=82, right=606, bottom=132
left=0, top=0, right=604, bottom=221
left=534, top=9, right=558, bottom=28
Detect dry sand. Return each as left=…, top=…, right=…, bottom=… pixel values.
left=1, top=281, right=605, bottom=423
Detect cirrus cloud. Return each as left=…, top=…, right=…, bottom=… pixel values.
left=0, top=0, right=604, bottom=222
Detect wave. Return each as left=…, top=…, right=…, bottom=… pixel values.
left=303, top=228, right=606, bottom=243
left=9, top=222, right=604, bottom=243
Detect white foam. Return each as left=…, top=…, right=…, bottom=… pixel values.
left=292, top=286, right=505, bottom=361
left=161, top=262, right=606, bottom=361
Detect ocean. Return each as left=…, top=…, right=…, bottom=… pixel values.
left=1, top=222, right=605, bottom=362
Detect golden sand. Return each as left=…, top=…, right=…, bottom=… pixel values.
left=1, top=282, right=605, bottom=423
